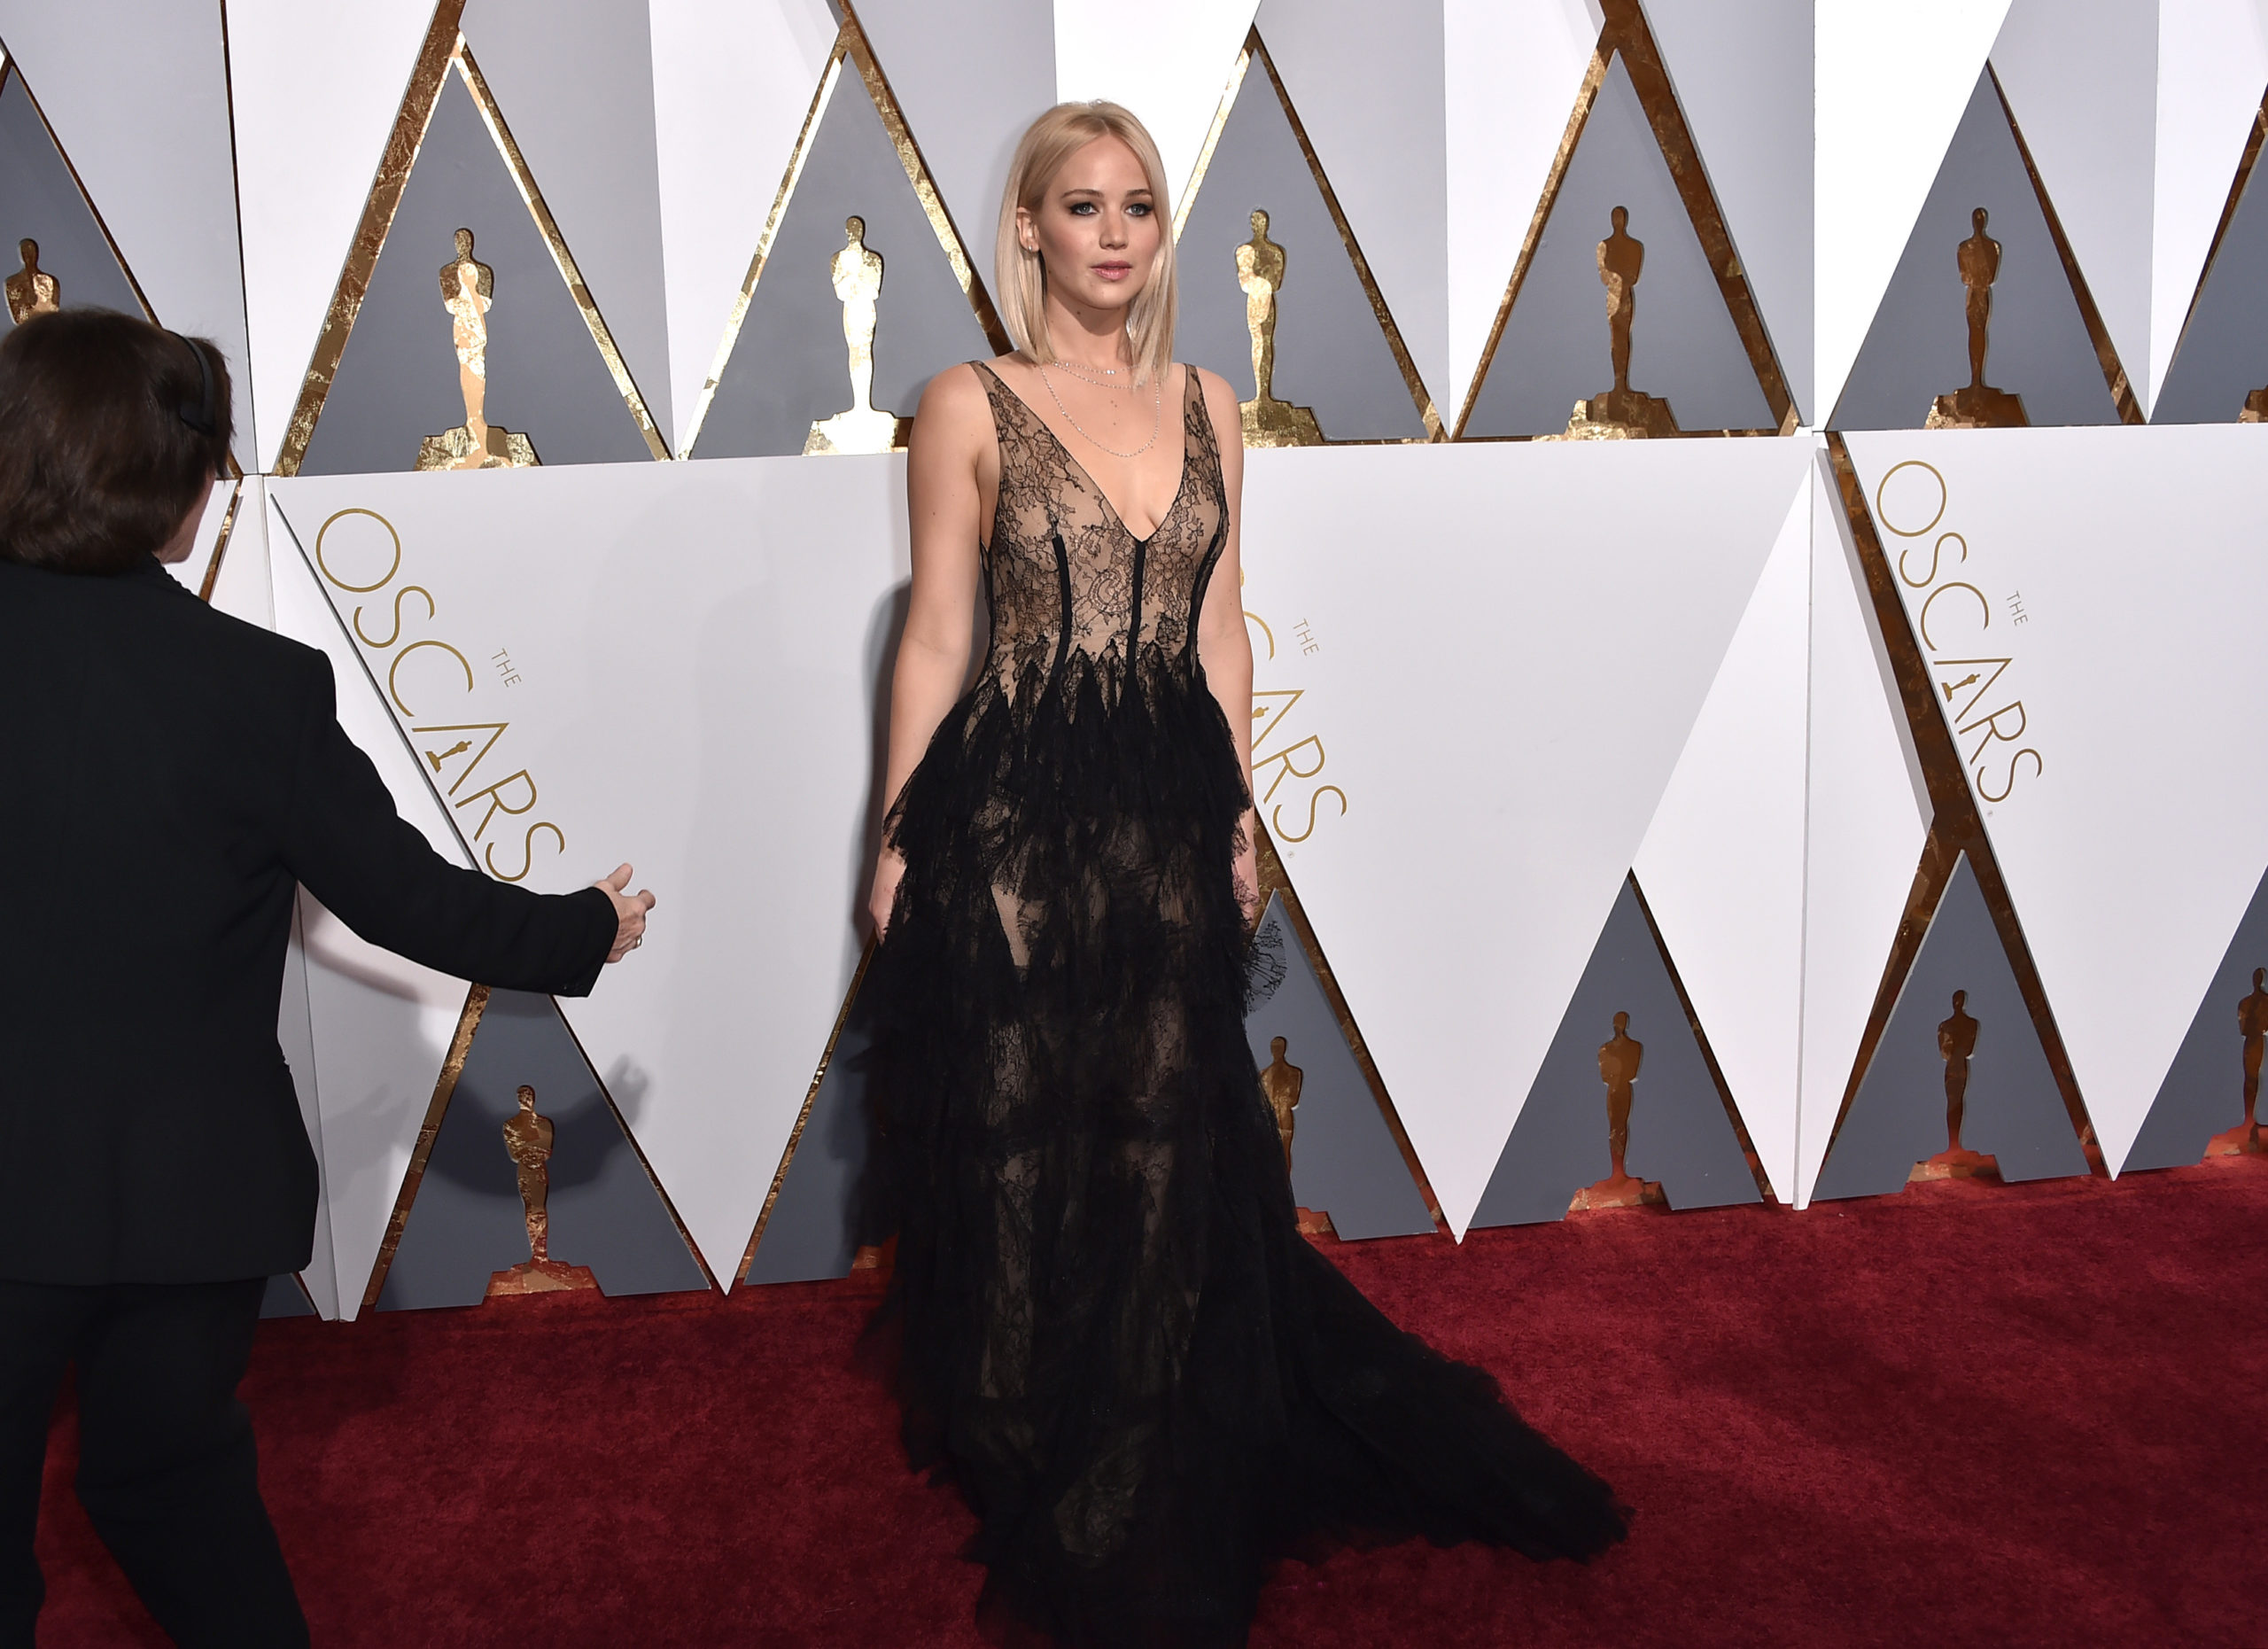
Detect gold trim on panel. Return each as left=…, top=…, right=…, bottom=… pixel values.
left=361, top=981, right=490, bottom=1310
left=841, top=10, right=1012, bottom=357
left=737, top=938, right=877, bottom=1284
left=273, top=0, right=466, bottom=478
left=1254, top=821, right=1445, bottom=1233
left=1451, top=42, right=1609, bottom=439
left=194, top=478, right=245, bottom=604
left=1245, top=30, right=1445, bottom=440
left=1175, top=43, right=1254, bottom=241
left=0, top=52, right=161, bottom=324
left=677, top=42, right=846, bottom=458
left=545, top=997, right=721, bottom=1293
left=2165, top=85, right=2267, bottom=396
left=1455, top=0, right=1798, bottom=439
left=1990, top=66, right=2143, bottom=426
left=1820, top=435, right=2108, bottom=1178
left=1626, top=870, right=1780, bottom=1203
left=454, top=43, right=672, bottom=459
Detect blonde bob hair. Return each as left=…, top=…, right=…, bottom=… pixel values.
left=994, top=102, right=1178, bottom=385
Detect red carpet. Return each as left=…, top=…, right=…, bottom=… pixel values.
left=35, top=1160, right=2268, bottom=1646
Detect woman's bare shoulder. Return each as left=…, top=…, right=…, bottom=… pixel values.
left=1185, top=366, right=1243, bottom=461
left=912, top=361, right=1001, bottom=453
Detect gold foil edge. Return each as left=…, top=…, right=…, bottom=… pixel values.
left=841, top=7, right=1012, bottom=356
left=454, top=43, right=672, bottom=459
left=1821, top=435, right=2107, bottom=1178
left=273, top=0, right=467, bottom=477
left=737, top=938, right=876, bottom=1284
left=1254, top=821, right=1446, bottom=1233
left=1452, top=40, right=1608, bottom=439
left=361, top=980, right=491, bottom=1310
left=1990, top=65, right=2143, bottom=426
left=194, top=478, right=245, bottom=604
left=1247, top=30, right=1446, bottom=440
left=1175, top=43, right=1254, bottom=242
left=678, top=42, right=847, bottom=457
left=2168, top=88, right=2268, bottom=369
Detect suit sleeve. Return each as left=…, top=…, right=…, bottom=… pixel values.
left=279, top=650, right=618, bottom=996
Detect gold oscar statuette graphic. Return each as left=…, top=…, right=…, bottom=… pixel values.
left=1235, top=209, right=1324, bottom=447
left=2207, top=967, right=2268, bottom=1157
left=487, top=1084, right=599, bottom=1297
left=1570, top=1010, right=1666, bottom=1211
left=1925, top=208, right=2029, bottom=430
left=1551, top=206, right=1681, bottom=441
left=1261, top=1034, right=1302, bottom=1170
left=1911, top=990, right=2001, bottom=1181
left=805, top=215, right=913, bottom=455
left=416, top=228, right=540, bottom=471
left=6, top=239, right=58, bottom=323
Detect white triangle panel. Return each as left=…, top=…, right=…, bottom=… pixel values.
left=1990, top=0, right=2157, bottom=415
left=1795, top=451, right=1930, bottom=1206
left=1642, top=0, right=1813, bottom=423
left=1255, top=0, right=1449, bottom=413
left=2150, top=0, right=2268, bottom=407
left=1443, top=0, right=1600, bottom=424
left=0, top=1, right=257, bottom=466
left=651, top=0, right=839, bottom=457
left=1632, top=458, right=1811, bottom=1200
left=1052, top=0, right=1259, bottom=211
left=268, top=456, right=908, bottom=1280
left=1814, top=0, right=2013, bottom=425
left=1239, top=435, right=1815, bottom=1234
left=267, top=497, right=478, bottom=1318
left=1846, top=425, right=2268, bottom=1171
left=228, top=1, right=443, bottom=471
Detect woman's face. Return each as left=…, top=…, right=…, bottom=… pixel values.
left=1018, top=135, right=1160, bottom=322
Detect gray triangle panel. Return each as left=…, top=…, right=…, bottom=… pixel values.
left=1471, top=875, right=1761, bottom=1226
left=259, top=1273, right=315, bottom=1318
left=694, top=68, right=991, bottom=459
left=299, top=71, right=655, bottom=475
left=741, top=985, right=889, bottom=1286
left=1174, top=58, right=1429, bottom=441
left=1244, top=897, right=1433, bottom=1239
left=1462, top=54, right=1773, bottom=439
left=1813, top=853, right=2087, bottom=1199
left=0, top=70, right=144, bottom=327
left=2124, top=866, right=2268, bottom=1169
left=1829, top=70, right=2117, bottom=431
left=376, top=989, right=707, bottom=1310
left=2152, top=144, right=2268, bottom=424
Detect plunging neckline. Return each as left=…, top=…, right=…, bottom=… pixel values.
left=979, top=360, right=1193, bottom=546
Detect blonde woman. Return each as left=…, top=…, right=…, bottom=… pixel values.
left=864, top=103, right=1624, bottom=1644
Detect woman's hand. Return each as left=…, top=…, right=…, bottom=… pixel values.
left=597, top=863, right=656, bottom=961
left=869, top=845, right=906, bottom=938
left=1234, top=814, right=1260, bottom=926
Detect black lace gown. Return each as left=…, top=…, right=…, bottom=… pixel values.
left=867, top=361, right=1626, bottom=1645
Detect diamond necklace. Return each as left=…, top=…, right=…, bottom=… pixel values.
left=1038, top=363, right=1161, bottom=459
left=1049, top=357, right=1125, bottom=385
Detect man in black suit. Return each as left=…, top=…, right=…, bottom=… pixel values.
left=0, top=311, right=656, bottom=1647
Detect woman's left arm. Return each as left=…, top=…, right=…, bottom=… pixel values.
left=1193, top=367, right=1258, bottom=921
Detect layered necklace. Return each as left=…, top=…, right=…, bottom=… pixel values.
left=1038, top=356, right=1161, bottom=459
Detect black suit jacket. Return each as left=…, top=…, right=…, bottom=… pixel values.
left=0, top=556, right=617, bottom=1285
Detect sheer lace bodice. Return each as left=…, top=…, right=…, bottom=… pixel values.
left=971, top=361, right=1225, bottom=699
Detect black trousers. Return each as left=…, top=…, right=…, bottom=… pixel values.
left=0, top=1277, right=307, bottom=1649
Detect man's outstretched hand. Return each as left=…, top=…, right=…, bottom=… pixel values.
left=597, top=863, right=656, bottom=962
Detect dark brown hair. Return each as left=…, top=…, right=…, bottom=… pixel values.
left=0, top=308, right=231, bottom=574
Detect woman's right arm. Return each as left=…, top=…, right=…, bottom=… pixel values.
left=869, top=363, right=991, bottom=936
